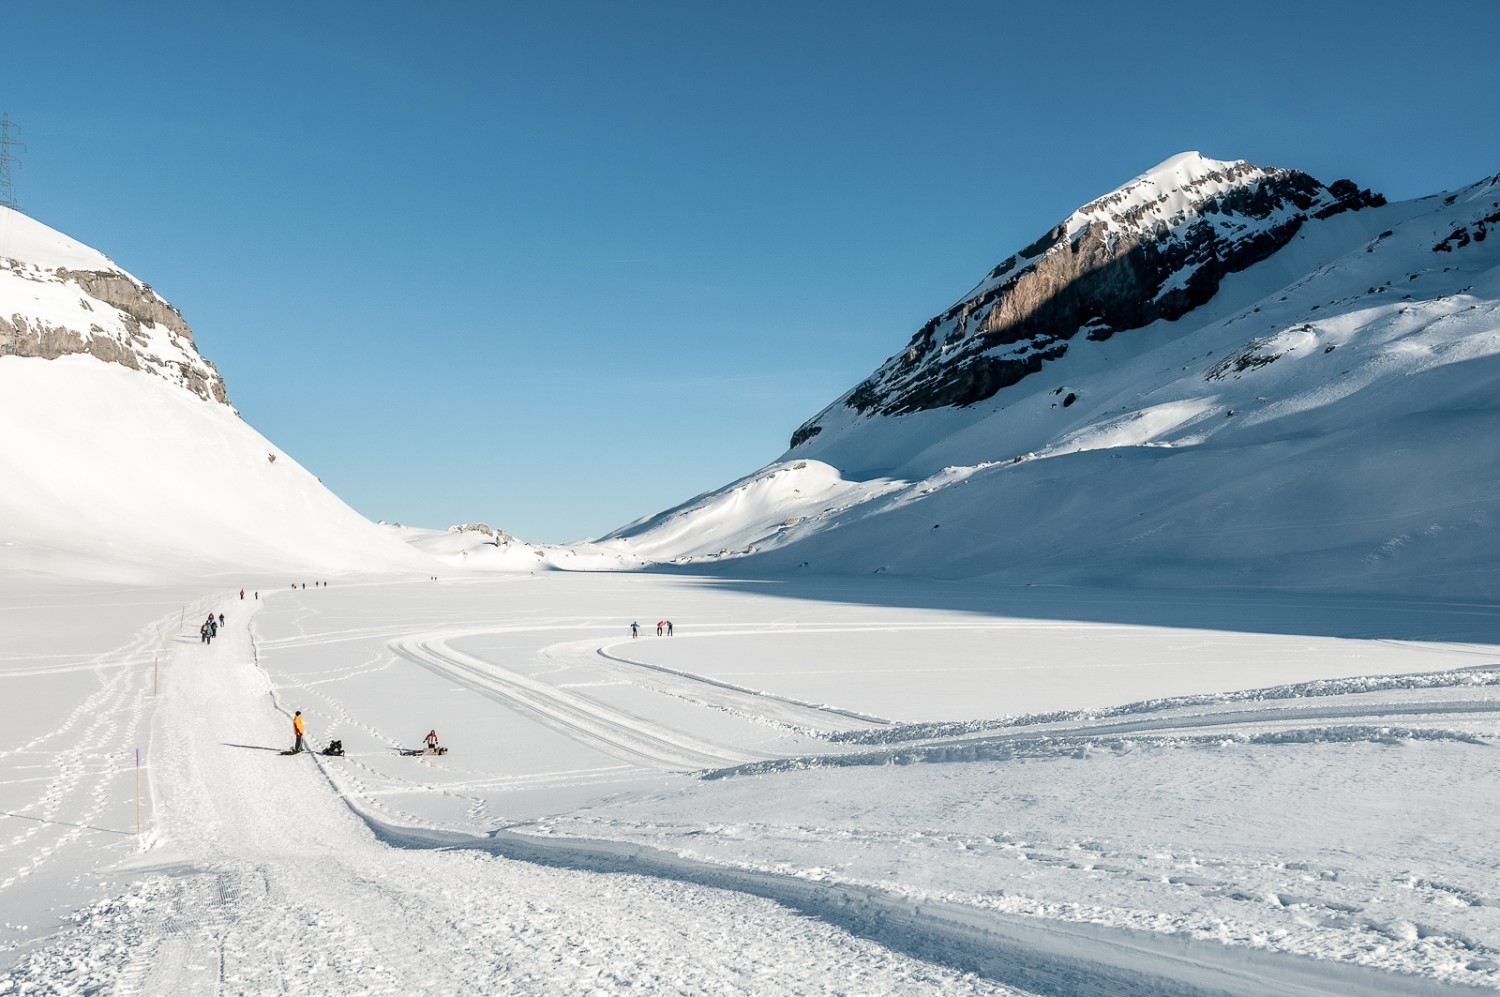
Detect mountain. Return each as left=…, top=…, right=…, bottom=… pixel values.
left=600, top=154, right=1500, bottom=598
left=0, top=206, right=435, bottom=581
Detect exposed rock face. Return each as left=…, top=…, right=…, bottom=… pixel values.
left=0, top=256, right=228, bottom=404
left=790, top=154, right=1382, bottom=446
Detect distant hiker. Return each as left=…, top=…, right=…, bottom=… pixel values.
left=656, top=621, right=664, bottom=636
left=255, top=591, right=259, bottom=600
left=200, top=622, right=210, bottom=644
left=239, top=589, right=245, bottom=600
left=218, top=613, right=225, bottom=627
left=301, top=582, right=306, bottom=590
left=292, top=711, right=306, bottom=753
left=630, top=621, right=639, bottom=638
left=424, top=729, right=439, bottom=751
left=666, top=620, right=674, bottom=636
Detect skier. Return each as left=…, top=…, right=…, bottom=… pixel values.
left=424, top=729, right=439, bottom=751
left=291, top=711, right=306, bottom=753
left=630, top=621, right=639, bottom=639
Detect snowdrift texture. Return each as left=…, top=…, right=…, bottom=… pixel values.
left=602, top=153, right=1500, bottom=598
left=0, top=206, right=434, bottom=581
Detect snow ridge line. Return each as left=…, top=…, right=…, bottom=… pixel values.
left=831, top=666, right=1500, bottom=744
left=352, top=813, right=1467, bottom=997
left=700, top=725, right=1493, bottom=781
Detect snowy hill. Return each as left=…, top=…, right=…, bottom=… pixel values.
left=0, top=206, right=436, bottom=581
left=601, top=155, right=1500, bottom=598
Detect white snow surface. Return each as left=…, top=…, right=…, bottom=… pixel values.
left=2, top=571, right=1499, bottom=995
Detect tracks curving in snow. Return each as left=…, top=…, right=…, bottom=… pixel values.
left=389, top=632, right=763, bottom=771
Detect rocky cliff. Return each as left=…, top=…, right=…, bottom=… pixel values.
left=0, top=207, right=227, bottom=404
left=791, top=153, right=1382, bottom=446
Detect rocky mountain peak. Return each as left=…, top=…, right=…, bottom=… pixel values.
left=790, top=154, right=1383, bottom=447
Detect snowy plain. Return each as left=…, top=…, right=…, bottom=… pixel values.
left=2, top=569, right=1498, bottom=995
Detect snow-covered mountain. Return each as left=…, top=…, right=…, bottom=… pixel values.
left=601, top=153, right=1500, bottom=598
left=0, top=206, right=435, bottom=581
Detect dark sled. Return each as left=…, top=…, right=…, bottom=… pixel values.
left=399, top=746, right=448, bottom=757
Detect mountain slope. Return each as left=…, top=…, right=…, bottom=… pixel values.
left=601, top=158, right=1500, bottom=598
left=0, top=206, right=436, bottom=581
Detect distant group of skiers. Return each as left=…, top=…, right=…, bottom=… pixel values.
left=200, top=612, right=225, bottom=643
left=629, top=620, right=675, bottom=638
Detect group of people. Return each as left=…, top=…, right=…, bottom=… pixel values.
left=286, top=713, right=442, bottom=758
left=628, top=620, right=675, bottom=638
left=199, top=612, right=225, bottom=643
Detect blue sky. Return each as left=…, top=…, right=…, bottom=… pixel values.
left=5, top=2, right=1497, bottom=541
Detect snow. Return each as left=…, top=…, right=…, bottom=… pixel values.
left=3, top=572, right=1500, bottom=994
left=6, top=160, right=1500, bottom=994
left=609, top=170, right=1500, bottom=601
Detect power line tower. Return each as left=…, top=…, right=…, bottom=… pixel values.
left=0, top=114, right=25, bottom=213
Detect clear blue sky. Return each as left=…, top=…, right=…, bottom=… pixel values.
left=5, top=2, right=1497, bottom=541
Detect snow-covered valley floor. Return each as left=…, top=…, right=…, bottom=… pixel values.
left=2, top=572, right=1498, bottom=995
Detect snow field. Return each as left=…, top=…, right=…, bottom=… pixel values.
left=4, top=572, right=1500, bottom=994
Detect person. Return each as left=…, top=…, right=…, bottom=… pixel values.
left=630, top=621, right=639, bottom=638
left=292, top=711, right=306, bottom=753
left=200, top=622, right=211, bottom=644
left=666, top=620, right=674, bottom=636
left=239, top=589, right=245, bottom=600
left=218, top=613, right=225, bottom=627
left=424, top=729, right=439, bottom=751
left=656, top=621, right=664, bottom=636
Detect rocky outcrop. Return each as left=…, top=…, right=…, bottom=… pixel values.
left=790, top=155, right=1383, bottom=445
left=0, top=258, right=227, bottom=404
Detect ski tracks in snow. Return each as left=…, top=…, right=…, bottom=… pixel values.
left=389, top=631, right=765, bottom=771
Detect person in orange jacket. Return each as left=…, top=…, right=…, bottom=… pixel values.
left=292, top=711, right=306, bottom=753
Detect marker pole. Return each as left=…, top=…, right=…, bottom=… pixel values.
left=135, top=749, right=141, bottom=836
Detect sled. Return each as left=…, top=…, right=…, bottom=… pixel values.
left=399, top=746, right=448, bottom=757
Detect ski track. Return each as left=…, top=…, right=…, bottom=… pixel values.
left=389, top=632, right=763, bottom=772
left=593, top=642, right=891, bottom=732
left=4, top=599, right=1495, bottom=995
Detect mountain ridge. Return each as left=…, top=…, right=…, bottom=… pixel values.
left=599, top=158, right=1500, bottom=599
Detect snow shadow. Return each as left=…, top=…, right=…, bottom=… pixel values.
left=654, top=571, right=1500, bottom=645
